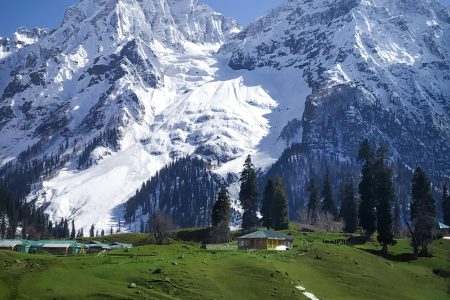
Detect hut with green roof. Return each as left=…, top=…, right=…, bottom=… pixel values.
left=19, top=240, right=83, bottom=255
left=85, top=241, right=112, bottom=253
left=237, top=230, right=293, bottom=250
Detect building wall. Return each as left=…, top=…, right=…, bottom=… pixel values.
left=238, top=238, right=292, bottom=250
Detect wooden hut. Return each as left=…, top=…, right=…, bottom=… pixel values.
left=238, top=230, right=293, bottom=250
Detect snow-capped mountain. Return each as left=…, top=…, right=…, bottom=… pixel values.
left=0, top=27, right=49, bottom=60
left=0, top=0, right=245, bottom=231
left=1, top=0, right=449, bottom=231
left=221, top=0, right=450, bottom=175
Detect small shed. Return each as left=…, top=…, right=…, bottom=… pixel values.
left=238, top=230, right=293, bottom=250
left=0, top=239, right=23, bottom=251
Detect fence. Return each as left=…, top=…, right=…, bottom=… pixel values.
left=205, top=244, right=237, bottom=251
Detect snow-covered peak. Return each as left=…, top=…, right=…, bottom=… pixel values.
left=58, top=0, right=239, bottom=47
left=0, top=0, right=241, bottom=231
left=0, top=27, right=49, bottom=59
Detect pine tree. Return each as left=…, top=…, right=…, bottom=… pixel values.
left=307, top=177, right=319, bottom=225
left=211, top=187, right=231, bottom=227
left=272, top=176, right=289, bottom=230
left=442, top=184, right=450, bottom=225
left=393, top=200, right=402, bottom=238
left=89, top=224, right=95, bottom=238
left=321, top=169, right=337, bottom=217
left=95, top=229, right=99, bottom=237
left=63, top=219, right=69, bottom=238
left=140, top=220, right=145, bottom=233
left=339, top=177, right=358, bottom=233
left=101, top=229, right=105, bottom=236
left=373, top=146, right=396, bottom=254
left=239, top=155, right=259, bottom=229
left=110, top=227, right=113, bottom=236
left=70, top=219, right=76, bottom=239
left=358, top=139, right=377, bottom=240
left=0, top=215, right=6, bottom=239
left=210, top=187, right=231, bottom=243
left=410, top=167, right=436, bottom=256
left=261, top=180, right=275, bottom=229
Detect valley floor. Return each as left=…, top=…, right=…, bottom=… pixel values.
left=0, top=230, right=449, bottom=300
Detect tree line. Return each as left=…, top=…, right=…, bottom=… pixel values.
left=304, top=139, right=445, bottom=256
left=206, top=155, right=289, bottom=243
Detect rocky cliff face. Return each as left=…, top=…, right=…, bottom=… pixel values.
left=0, top=27, right=49, bottom=60
left=221, top=0, right=450, bottom=175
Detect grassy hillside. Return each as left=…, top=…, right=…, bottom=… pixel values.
left=1, top=228, right=449, bottom=300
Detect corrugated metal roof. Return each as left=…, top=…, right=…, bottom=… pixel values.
left=238, top=230, right=292, bottom=240
left=86, top=241, right=103, bottom=245
left=109, top=242, right=133, bottom=248
left=0, top=239, right=23, bottom=247
left=438, top=222, right=450, bottom=229
left=21, top=240, right=79, bottom=247
left=42, top=244, right=72, bottom=248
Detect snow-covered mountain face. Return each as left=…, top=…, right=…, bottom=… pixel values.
left=1, top=0, right=449, bottom=232
left=0, top=28, right=49, bottom=60
left=0, top=0, right=247, bottom=231
left=221, top=0, right=450, bottom=175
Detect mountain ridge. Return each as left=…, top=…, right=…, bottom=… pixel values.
left=0, top=0, right=449, bottom=231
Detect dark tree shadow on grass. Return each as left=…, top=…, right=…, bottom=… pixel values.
left=361, top=248, right=419, bottom=262
left=346, top=235, right=368, bottom=246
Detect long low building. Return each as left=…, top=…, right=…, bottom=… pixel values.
left=0, top=239, right=132, bottom=255
left=0, top=239, right=24, bottom=251
left=19, top=240, right=84, bottom=255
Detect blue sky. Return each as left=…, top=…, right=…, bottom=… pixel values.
left=0, top=0, right=282, bottom=37
left=1, top=0, right=449, bottom=37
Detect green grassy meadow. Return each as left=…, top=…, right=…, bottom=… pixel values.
left=1, top=228, right=449, bottom=300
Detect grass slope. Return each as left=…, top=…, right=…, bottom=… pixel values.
left=1, top=229, right=449, bottom=300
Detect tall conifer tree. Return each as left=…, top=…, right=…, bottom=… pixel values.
left=212, top=187, right=231, bottom=227
left=210, top=187, right=231, bottom=243
left=273, top=176, right=289, bottom=230
left=358, top=139, right=377, bottom=239
left=89, top=224, right=95, bottom=238
left=70, top=219, right=76, bottom=239
left=393, top=200, right=402, bottom=238
left=442, top=184, right=450, bottom=225
left=307, top=177, right=319, bottom=225
left=239, top=155, right=259, bottom=229
left=261, top=180, right=275, bottom=229
left=373, top=146, right=396, bottom=254
left=322, top=169, right=337, bottom=217
left=339, top=177, right=358, bottom=233
left=410, top=167, right=436, bottom=256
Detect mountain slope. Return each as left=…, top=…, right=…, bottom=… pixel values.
left=0, top=0, right=243, bottom=231
left=221, top=0, right=450, bottom=175
left=1, top=0, right=449, bottom=231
